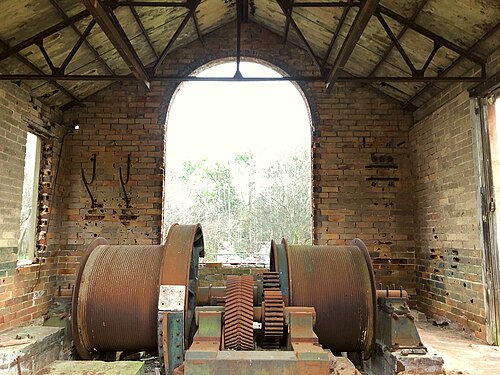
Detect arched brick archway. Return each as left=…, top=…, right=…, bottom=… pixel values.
left=160, top=58, right=315, bottom=252
left=157, top=54, right=320, bottom=133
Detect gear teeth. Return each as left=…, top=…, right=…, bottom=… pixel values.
left=262, top=272, right=280, bottom=291
left=262, top=272, right=284, bottom=349
left=224, top=275, right=254, bottom=350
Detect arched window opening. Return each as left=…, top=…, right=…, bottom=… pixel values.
left=163, top=61, right=312, bottom=264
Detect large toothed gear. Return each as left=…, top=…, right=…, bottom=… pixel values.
left=262, top=271, right=280, bottom=291
left=262, top=289, right=285, bottom=349
left=223, top=275, right=254, bottom=350
left=261, top=272, right=284, bottom=349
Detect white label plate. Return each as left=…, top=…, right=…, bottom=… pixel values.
left=158, top=285, right=185, bottom=311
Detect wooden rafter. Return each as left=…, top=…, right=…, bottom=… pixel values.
left=403, top=21, right=500, bottom=108
left=378, top=5, right=485, bottom=66
left=129, top=6, right=159, bottom=58
left=47, top=0, right=115, bottom=76
left=470, top=70, right=500, bottom=97
left=59, top=20, right=97, bottom=74
left=369, top=0, right=429, bottom=77
left=276, top=0, right=323, bottom=72
left=82, top=0, right=151, bottom=90
left=325, top=0, right=379, bottom=92
left=283, top=0, right=294, bottom=44
left=376, top=11, right=417, bottom=76
left=0, top=39, right=82, bottom=105
left=152, top=1, right=201, bottom=76
left=192, top=12, right=204, bottom=45
left=322, top=5, right=350, bottom=69
left=0, top=8, right=102, bottom=64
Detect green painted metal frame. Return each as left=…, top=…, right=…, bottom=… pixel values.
left=183, top=306, right=330, bottom=375
left=158, top=311, right=185, bottom=375
left=270, top=239, right=291, bottom=305
left=376, top=296, right=426, bottom=353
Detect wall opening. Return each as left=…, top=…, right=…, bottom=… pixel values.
left=18, top=132, right=41, bottom=264
left=163, top=60, right=312, bottom=264
left=475, top=93, right=500, bottom=345
left=484, top=95, right=500, bottom=344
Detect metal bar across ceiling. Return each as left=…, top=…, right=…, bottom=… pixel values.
left=0, top=74, right=484, bottom=83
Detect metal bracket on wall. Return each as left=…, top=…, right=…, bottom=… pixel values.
left=81, top=154, right=97, bottom=208
left=119, top=153, right=131, bottom=208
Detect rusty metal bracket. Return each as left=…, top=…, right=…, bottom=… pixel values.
left=376, top=295, right=427, bottom=353
left=81, top=154, right=97, bottom=208
left=119, top=153, right=131, bottom=208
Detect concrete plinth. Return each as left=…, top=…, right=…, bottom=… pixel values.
left=365, top=345, right=444, bottom=375
left=0, top=326, right=64, bottom=375
left=37, top=360, right=145, bottom=375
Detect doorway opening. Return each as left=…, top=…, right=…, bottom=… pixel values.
left=163, top=60, right=313, bottom=264
left=477, top=94, right=500, bottom=345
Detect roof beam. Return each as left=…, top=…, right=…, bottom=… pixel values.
left=402, top=21, right=499, bottom=108
left=322, top=6, right=350, bottom=68
left=129, top=6, right=159, bottom=58
left=242, top=0, right=249, bottom=22
left=293, top=2, right=360, bottom=7
left=283, top=0, right=294, bottom=45
left=152, top=1, right=201, bottom=76
left=47, top=0, right=115, bottom=76
left=276, top=0, right=323, bottom=73
left=59, top=19, right=97, bottom=74
left=470, top=70, right=500, bottom=97
left=0, top=74, right=483, bottom=83
left=82, top=0, right=150, bottom=90
left=0, top=39, right=83, bottom=106
left=235, top=0, right=244, bottom=77
left=0, top=8, right=97, bottom=63
left=369, top=0, right=428, bottom=77
left=378, top=5, right=485, bottom=66
left=114, top=1, right=187, bottom=6
left=192, top=12, right=204, bottom=45
left=376, top=11, right=417, bottom=76
left=325, top=0, right=379, bottom=92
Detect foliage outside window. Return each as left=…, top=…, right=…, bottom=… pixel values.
left=18, top=132, right=41, bottom=264
left=164, top=150, right=311, bottom=263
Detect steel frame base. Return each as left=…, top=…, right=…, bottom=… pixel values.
left=184, top=307, right=330, bottom=375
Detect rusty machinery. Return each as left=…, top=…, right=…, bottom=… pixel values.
left=71, top=224, right=426, bottom=375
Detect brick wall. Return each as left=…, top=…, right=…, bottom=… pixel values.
left=410, top=88, right=484, bottom=337
left=0, top=81, right=65, bottom=332
left=409, top=49, right=500, bottom=340
left=198, top=265, right=266, bottom=287
left=61, top=22, right=415, bottom=303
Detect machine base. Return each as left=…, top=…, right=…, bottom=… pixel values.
left=364, top=344, right=444, bottom=375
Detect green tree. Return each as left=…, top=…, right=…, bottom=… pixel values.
left=163, top=149, right=311, bottom=261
